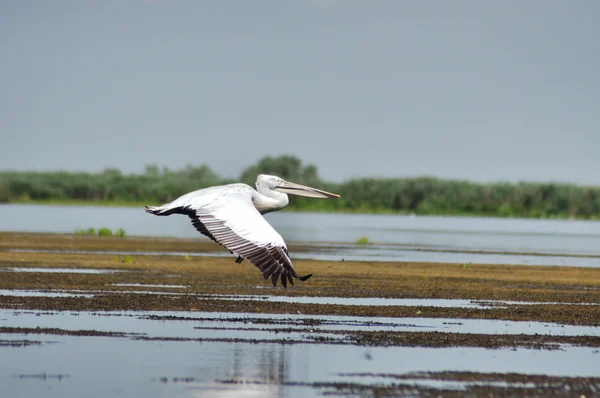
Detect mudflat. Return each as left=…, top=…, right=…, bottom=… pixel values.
left=1, top=232, right=599, bottom=325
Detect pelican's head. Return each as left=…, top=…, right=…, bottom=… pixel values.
left=256, top=174, right=340, bottom=199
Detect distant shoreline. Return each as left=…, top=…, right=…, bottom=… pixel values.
left=3, top=155, right=599, bottom=220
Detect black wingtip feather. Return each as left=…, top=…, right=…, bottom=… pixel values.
left=144, top=205, right=158, bottom=214
left=298, top=274, right=313, bottom=282
left=280, top=272, right=288, bottom=288
left=271, top=271, right=280, bottom=287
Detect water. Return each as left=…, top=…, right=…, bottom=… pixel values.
left=2, top=204, right=600, bottom=266
left=1, top=309, right=600, bottom=398
left=3, top=337, right=598, bottom=398
left=0, top=267, right=123, bottom=274
left=111, top=283, right=188, bottom=289
left=2, top=309, right=599, bottom=342
left=7, top=246, right=600, bottom=267
left=2, top=282, right=599, bottom=313
left=2, top=204, right=600, bottom=252
left=0, top=289, right=95, bottom=298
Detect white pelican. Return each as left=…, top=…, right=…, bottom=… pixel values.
left=144, top=174, right=340, bottom=288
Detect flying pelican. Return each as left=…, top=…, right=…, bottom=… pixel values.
left=144, top=174, right=340, bottom=288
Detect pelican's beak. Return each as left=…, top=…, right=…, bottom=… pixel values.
left=275, top=180, right=341, bottom=199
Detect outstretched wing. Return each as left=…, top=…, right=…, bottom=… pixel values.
left=190, top=196, right=310, bottom=287
left=146, top=188, right=311, bottom=288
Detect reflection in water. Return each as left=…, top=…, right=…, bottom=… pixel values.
left=194, top=344, right=288, bottom=397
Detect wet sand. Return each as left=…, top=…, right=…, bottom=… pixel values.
left=1, top=232, right=600, bottom=397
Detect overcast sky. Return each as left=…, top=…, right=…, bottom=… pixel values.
left=1, top=1, right=598, bottom=184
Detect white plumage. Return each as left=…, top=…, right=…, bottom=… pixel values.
left=145, top=174, right=340, bottom=288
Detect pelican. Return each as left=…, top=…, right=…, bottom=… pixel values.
left=144, top=174, right=340, bottom=288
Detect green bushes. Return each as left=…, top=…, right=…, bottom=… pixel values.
left=3, top=155, right=600, bottom=220
left=0, top=164, right=219, bottom=204
left=74, top=228, right=95, bottom=236
left=334, top=177, right=600, bottom=219
left=97, top=228, right=113, bottom=237
left=74, top=227, right=126, bottom=237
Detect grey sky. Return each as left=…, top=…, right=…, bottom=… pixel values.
left=1, top=1, right=598, bottom=184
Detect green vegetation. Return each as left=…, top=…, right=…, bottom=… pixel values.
left=74, top=227, right=97, bottom=236
left=114, top=255, right=134, bottom=264
left=74, top=227, right=126, bottom=237
left=356, top=237, right=371, bottom=245
left=97, top=227, right=113, bottom=237
left=2, top=155, right=600, bottom=220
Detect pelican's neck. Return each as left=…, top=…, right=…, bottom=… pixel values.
left=253, top=186, right=289, bottom=214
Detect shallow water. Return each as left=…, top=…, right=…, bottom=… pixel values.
left=4, top=203, right=600, bottom=266
left=0, top=267, right=123, bottom=274
left=2, top=284, right=598, bottom=312
left=1, top=309, right=600, bottom=398
left=7, top=246, right=600, bottom=267
left=192, top=293, right=600, bottom=309
left=0, top=289, right=95, bottom=298
left=3, top=336, right=599, bottom=398
left=292, top=244, right=600, bottom=267
left=2, top=204, right=600, bottom=254
left=111, top=283, right=188, bottom=289
left=3, top=309, right=600, bottom=340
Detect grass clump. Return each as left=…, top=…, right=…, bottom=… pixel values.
left=114, top=255, right=134, bottom=264
left=355, top=237, right=371, bottom=245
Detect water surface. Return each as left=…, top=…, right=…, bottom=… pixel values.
left=2, top=309, right=600, bottom=398
left=2, top=204, right=600, bottom=252
left=2, top=204, right=600, bottom=266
